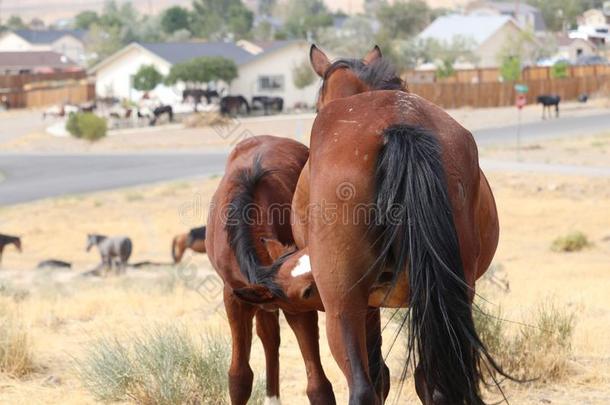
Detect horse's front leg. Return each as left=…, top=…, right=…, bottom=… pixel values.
left=224, top=288, right=257, bottom=405
left=366, top=308, right=390, bottom=403
left=255, top=310, right=281, bottom=403
left=284, top=310, right=336, bottom=405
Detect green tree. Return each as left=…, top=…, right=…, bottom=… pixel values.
left=190, top=0, right=254, bottom=39
left=74, top=11, right=100, bottom=30
left=282, top=0, right=333, bottom=39
left=500, top=56, right=521, bottom=82
left=5, top=15, right=26, bottom=30
left=161, top=6, right=191, bottom=34
left=318, top=16, right=376, bottom=57
left=132, top=65, right=163, bottom=92
left=526, top=0, right=583, bottom=31
left=86, top=23, right=123, bottom=64
left=292, top=59, right=315, bottom=89
left=376, top=0, right=431, bottom=39
left=165, top=57, right=238, bottom=86
left=551, top=61, right=569, bottom=79
left=427, top=36, right=478, bottom=78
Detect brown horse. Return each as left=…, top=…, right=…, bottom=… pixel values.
left=171, top=226, right=207, bottom=263
left=0, top=233, right=21, bottom=266
left=286, top=46, right=504, bottom=404
left=205, top=135, right=335, bottom=405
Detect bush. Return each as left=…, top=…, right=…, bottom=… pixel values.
left=66, top=112, right=107, bottom=141
left=551, top=231, right=591, bottom=252
left=0, top=310, right=35, bottom=377
left=551, top=61, right=569, bottom=79
left=473, top=299, right=575, bottom=382
left=77, top=325, right=265, bottom=404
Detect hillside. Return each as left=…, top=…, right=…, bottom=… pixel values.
left=1, top=0, right=467, bottom=24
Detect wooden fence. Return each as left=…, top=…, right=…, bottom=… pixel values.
left=0, top=71, right=93, bottom=108
left=405, top=64, right=610, bottom=84
left=409, top=75, right=610, bottom=109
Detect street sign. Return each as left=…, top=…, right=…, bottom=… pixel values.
left=516, top=94, right=527, bottom=109
left=514, top=84, right=529, bottom=94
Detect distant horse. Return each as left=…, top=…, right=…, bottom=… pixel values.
left=148, top=105, right=174, bottom=126
left=183, top=89, right=220, bottom=108
left=537, top=94, right=560, bottom=119
left=252, top=96, right=284, bottom=115
left=273, top=45, right=508, bottom=404
left=206, top=135, right=335, bottom=404
left=220, top=95, right=250, bottom=116
left=0, top=233, right=21, bottom=266
left=37, top=259, right=71, bottom=269
left=86, top=234, right=132, bottom=275
left=171, top=226, right=207, bottom=263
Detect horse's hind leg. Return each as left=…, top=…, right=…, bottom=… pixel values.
left=224, top=288, right=256, bottom=405
left=284, top=311, right=336, bottom=405
left=366, top=308, right=390, bottom=402
left=255, top=310, right=281, bottom=403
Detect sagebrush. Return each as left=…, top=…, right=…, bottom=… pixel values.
left=0, top=306, right=35, bottom=377
left=474, top=299, right=575, bottom=382
left=77, top=324, right=265, bottom=404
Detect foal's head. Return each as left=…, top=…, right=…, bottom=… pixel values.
left=310, top=44, right=406, bottom=110
left=86, top=234, right=106, bottom=252
left=234, top=240, right=322, bottom=312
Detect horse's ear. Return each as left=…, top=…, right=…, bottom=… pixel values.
left=310, top=44, right=330, bottom=77
left=234, top=285, right=275, bottom=304
left=363, top=45, right=382, bottom=65
left=261, top=237, right=287, bottom=261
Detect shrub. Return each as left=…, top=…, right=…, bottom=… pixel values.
left=551, top=231, right=591, bottom=252
left=0, top=310, right=35, bottom=377
left=77, top=325, right=265, bottom=404
left=551, top=61, right=569, bottom=79
left=473, top=299, right=575, bottom=382
left=66, top=112, right=107, bottom=141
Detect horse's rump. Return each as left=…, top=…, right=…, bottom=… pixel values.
left=206, top=135, right=308, bottom=289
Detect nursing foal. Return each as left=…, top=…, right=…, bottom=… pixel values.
left=206, top=135, right=335, bottom=405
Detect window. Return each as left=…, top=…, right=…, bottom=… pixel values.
left=258, top=75, right=284, bottom=91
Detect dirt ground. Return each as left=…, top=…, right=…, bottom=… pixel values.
left=1, top=101, right=608, bottom=153
left=1, top=134, right=609, bottom=404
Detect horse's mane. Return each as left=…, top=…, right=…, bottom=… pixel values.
left=323, top=58, right=406, bottom=92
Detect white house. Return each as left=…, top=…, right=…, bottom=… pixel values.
left=466, top=1, right=546, bottom=33
left=0, top=29, right=87, bottom=65
left=417, top=15, right=527, bottom=68
left=90, top=40, right=319, bottom=109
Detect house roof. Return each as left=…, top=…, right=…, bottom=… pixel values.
left=0, top=51, right=79, bottom=71
left=13, top=29, right=86, bottom=44
left=139, top=42, right=257, bottom=66
left=418, top=15, right=515, bottom=45
left=91, top=40, right=304, bottom=73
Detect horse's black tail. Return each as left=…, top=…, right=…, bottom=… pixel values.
left=374, top=125, right=506, bottom=404
left=225, top=156, right=284, bottom=297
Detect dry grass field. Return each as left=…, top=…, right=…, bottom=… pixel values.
left=1, top=134, right=609, bottom=404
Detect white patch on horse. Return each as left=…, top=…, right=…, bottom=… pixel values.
left=264, top=396, right=281, bottom=405
left=291, top=255, right=311, bottom=277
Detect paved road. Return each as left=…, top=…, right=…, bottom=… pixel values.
left=1, top=112, right=609, bottom=205
left=0, top=153, right=228, bottom=205
left=474, top=111, right=610, bottom=146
